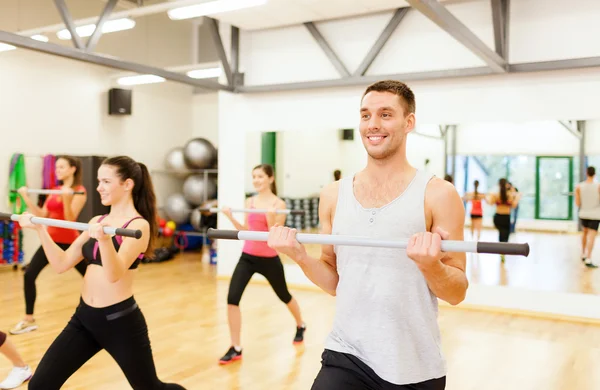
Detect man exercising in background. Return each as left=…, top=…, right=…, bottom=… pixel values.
left=268, top=80, right=468, bottom=389
left=576, top=166, right=600, bottom=267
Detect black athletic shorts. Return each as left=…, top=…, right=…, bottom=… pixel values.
left=581, top=219, right=600, bottom=231
left=311, top=349, right=446, bottom=390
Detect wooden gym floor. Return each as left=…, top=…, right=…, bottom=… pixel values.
left=0, top=229, right=600, bottom=389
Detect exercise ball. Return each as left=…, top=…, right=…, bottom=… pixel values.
left=164, top=193, right=191, bottom=224
left=183, top=175, right=217, bottom=207
left=190, top=208, right=202, bottom=231
left=183, top=138, right=217, bottom=169
left=164, top=147, right=189, bottom=178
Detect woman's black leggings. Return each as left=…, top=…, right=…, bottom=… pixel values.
left=228, top=253, right=293, bottom=306
left=24, top=243, right=88, bottom=315
left=493, top=213, right=511, bottom=243
left=28, top=296, right=186, bottom=390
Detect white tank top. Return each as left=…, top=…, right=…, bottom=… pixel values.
left=324, top=170, right=446, bottom=385
left=578, top=181, right=600, bottom=220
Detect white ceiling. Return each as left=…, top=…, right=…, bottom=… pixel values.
left=0, top=0, right=481, bottom=35
left=207, top=0, right=479, bottom=31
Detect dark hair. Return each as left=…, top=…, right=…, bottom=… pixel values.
left=474, top=180, right=479, bottom=196
left=444, top=174, right=453, bottom=184
left=588, top=166, right=596, bottom=177
left=362, top=80, right=416, bottom=116
left=253, top=164, right=277, bottom=195
left=499, top=178, right=508, bottom=204
left=334, top=169, right=341, bottom=181
left=56, top=155, right=83, bottom=188
left=102, top=156, right=157, bottom=257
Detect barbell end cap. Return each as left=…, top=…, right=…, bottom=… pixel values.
left=135, top=230, right=143, bottom=239
left=206, top=228, right=240, bottom=240
left=476, top=242, right=530, bottom=257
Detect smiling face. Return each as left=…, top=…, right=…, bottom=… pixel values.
left=96, top=164, right=133, bottom=206
left=359, top=91, right=414, bottom=161
left=55, top=157, right=76, bottom=182
left=252, top=167, right=273, bottom=193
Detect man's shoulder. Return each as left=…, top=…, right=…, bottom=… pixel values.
left=321, top=180, right=341, bottom=197
left=425, top=176, right=458, bottom=199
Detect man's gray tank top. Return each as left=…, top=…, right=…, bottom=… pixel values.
left=324, top=169, right=446, bottom=385
left=578, top=181, right=600, bottom=220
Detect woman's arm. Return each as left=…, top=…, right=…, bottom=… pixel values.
left=266, top=199, right=288, bottom=229
left=19, top=213, right=93, bottom=273
left=93, top=218, right=150, bottom=283
left=62, top=188, right=87, bottom=222
left=222, top=198, right=251, bottom=230
left=17, top=187, right=48, bottom=217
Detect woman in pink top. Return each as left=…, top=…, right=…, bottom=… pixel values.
left=218, top=164, right=306, bottom=365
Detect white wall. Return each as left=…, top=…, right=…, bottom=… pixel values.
left=245, top=132, right=262, bottom=193
left=191, top=92, right=219, bottom=146
left=457, top=121, right=581, bottom=156
left=0, top=49, right=195, bottom=261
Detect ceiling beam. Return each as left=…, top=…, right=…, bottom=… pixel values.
left=236, top=67, right=494, bottom=93
left=0, top=29, right=232, bottom=91
left=304, top=22, right=350, bottom=78
left=86, top=0, right=118, bottom=52
left=207, top=18, right=233, bottom=87
left=405, top=0, right=507, bottom=73
left=353, top=8, right=409, bottom=76
left=53, top=0, right=84, bottom=49
left=491, top=0, right=510, bottom=60
left=558, top=120, right=581, bottom=139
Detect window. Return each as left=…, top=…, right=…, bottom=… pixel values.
left=535, top=157, right=573, bottom=220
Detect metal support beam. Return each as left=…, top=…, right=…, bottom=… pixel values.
left=439, top=125, right=449, bottom=137
left=238, top=66, right=493, bottom=93
left=354, top=8, right=408, bottom=76
left=0, top=30, right=232, bottom=91
left=86, top=0, right=118, bottom=52
left=491, top=0, right=510, bottom=60
left=450, top=125, right=457, bottom=178
left=231, top=26, right=239, bottom=75
left=231, top=25, right=243, bottom=88
left=53, top=0, right=84, bottom=49
left=509, top=57, right=600, bottom=72
left=443, top=127, right=449, bottom=175
left=207, top=18, right=233, bottom=87
left=405, top=0, right=507, bottom=73
left=558, top=120, right=581, bottom=139
left=304, top=22, right=350, bottom=78
left=471, top=156, right=490, bottom=176
left=578, top=120, right=586, bottom=182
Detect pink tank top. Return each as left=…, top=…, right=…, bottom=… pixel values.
left=242, top=197, right=279, bottom=258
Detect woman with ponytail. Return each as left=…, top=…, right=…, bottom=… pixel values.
left=11, top=155, right=88, bottom=335
left=462, top=179, right=486, bottom=241
left=18, top=156, right=185, bottom=390
left=487, top=177, right=520, bottom=262
left=219, top=163, right=306, bottom=365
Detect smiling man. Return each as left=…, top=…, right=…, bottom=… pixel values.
left=267, top=80, right=468, bottom=389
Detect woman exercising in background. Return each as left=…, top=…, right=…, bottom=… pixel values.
left=0, top=331, right=32, bottom=389
left=11, top=155, right=88, bottom=335
left=218, top=163, right=306, bottom=365
left=463, top=179, right=486, bottom=241
left=487, top=178, right=520, bottom=262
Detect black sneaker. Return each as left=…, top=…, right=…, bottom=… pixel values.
left=293, top=324, right=306, bottom=344
left=219, top=346, right=242, bottom=365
